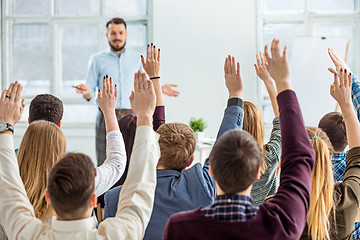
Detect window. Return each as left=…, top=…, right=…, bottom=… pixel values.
left=1, top=0, right=151, bottom=123
left=257, top=0, right=360, bottom=124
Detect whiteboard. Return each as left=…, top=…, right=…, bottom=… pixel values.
left=289, top=37, right=349, bottom=127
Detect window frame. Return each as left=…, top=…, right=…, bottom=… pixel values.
left=256, top=0, right=360, bottom=123
left=1, top=0, right=153, bottom=105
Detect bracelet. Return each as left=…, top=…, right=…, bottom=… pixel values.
left=150, top=76, right=160, bottom=80
left=342, top=111, right=355, bottom=118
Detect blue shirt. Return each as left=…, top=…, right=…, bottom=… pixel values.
left=85, top=48, right=143, bottom=109
left=332, top=152, right=347, bottom=183
left=201, top=194, right=259, bottom=222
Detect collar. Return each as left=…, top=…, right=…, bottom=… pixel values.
left=106, top=48, right=127, bottom=57
left=51, top=216, right=96, bottom=232
left=214, top=194, right=254, bottom=204
left=156, top=169, right=181, bottom=178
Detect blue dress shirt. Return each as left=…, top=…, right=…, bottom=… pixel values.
left=85, top=48, right=143, bottom=109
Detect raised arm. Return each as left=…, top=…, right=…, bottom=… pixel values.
left=262, top=39, right=315, bottom=239
left=141, top=44, right=166, bottom=130
left=255, top=53, right=279, bottom=117
left=327, top=48, right=360, bottom=122
left=94, top=76, right=126, bottom=196
left=99, top=70, right=159, bottom=239
left=0, top=82, right=48, bottom=239
left=216, top=55, right=244, bottom=139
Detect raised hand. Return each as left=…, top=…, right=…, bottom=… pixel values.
left=328, top=48, right=350, bottom=75
left=0, top=81, right=26, bottom=128
left=255, top=53, right=273, bottom=83
left=264, top=39, right=292, bottom=94
left=255, top=52, right=279, bottom=117
left=98, top=76, right=117, bottom=115
left=141, top=43, right=160, bottom=79
left=224, top=55, right=243, bottom=98
left=98, top=76, right=119, bottom=133
left=330, top=68, right=352, bottom=109
left=129, top=70, right=156, bottom=126
left=162, top=84, right=179, bottom=97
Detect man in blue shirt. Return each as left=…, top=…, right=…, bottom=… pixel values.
left=76, top=18, right=179, bottom=166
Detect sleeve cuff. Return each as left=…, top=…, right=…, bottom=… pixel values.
left=227, top=97, right=244, bottom=108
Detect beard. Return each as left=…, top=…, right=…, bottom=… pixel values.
left=109, top=40, right=126, bottom=52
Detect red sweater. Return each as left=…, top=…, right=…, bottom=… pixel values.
left=163, top=90, right=315, bottom=240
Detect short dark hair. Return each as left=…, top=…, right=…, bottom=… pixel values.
left=106, top=18, right=127, bottom=29
left=209, top=130, right=262, bottom=194
left=47, top=153, right=96, bottom=219
left=318, top=112, right=347, bottom=152
left=156, top=123, right=196, bottom=172
left=29, top=94, right=63, bottom=125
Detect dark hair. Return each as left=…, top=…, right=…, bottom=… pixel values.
left=29, top=94, right=63, bottom=125
left=106, top=18, right=127, bottom=29
left=47, top=153, right=96, bottom=219
left=318, top=112, right=347, bottom=152
left=209, top=130, right=262, bottom=194
left=115, top=114, right=137, bottom=186
left=156, top=123, right=196, bottom=172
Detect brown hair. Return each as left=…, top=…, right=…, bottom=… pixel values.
left=318, top=112, right=347, bottom=152
left=156, top=123, right=196, bottom=172
left=47, top=153, right=96, bottom=219
left=106, top=17, right=127, bottom=29
left=210, top=130, right=262, bottom=194
left=116, top=114, right=137, bottom=186
left=243, top=101, right=267, bottom=172
left=306, top=127, right=335, bottom=240
left=29, top=94, right=63, bottom=125
left=17, top=120, right=66, bottom=221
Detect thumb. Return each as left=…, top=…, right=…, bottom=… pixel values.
left=129, top=91, right=135, bottom=104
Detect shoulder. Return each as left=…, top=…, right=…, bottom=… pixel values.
left=89, top=50, right=111, bottom=61
left=168, top=208, right=202, bottom=224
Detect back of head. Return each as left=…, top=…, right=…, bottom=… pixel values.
left=156, top=123, right=196, bottom=172
left=306, top=127, right=334, bottom=240
left=116, top=114, right=137, bottom=185
left=243, top=101, right=266, bottom=171
left=47, top=153, right=96, bottom=219
left=209, top=129, right=262, bottom=194
left=318, top=112, right=347, bottom=152
left=17, top=120, right=66, bottom=220
left=29, top=94, right=63, bottom=125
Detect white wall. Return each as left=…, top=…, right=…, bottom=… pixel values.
left=153, top=0, right=258, bottom=138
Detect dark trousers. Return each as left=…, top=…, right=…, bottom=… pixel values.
left=95, top=109, right=133, bottom=166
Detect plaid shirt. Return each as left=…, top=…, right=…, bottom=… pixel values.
left=201, top=195, right=258, bottom=222
left=332, top=152, right=347, bottom=183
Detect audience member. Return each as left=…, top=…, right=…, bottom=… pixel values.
left=28, top=94, right=63, bottom=126
left=245, top=52, right=281, bottom=205
left=0, top=72, right=160, bottom=239
left=300, top=66, right=360, bottom=239
left=163, top=39, right=315, bottom=240
left=104, top=54, right=245, bottom=240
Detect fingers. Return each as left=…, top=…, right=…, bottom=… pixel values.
left=343, top=69, right=348, bottom=87
left=254, top=64, right=259, bottom=73
left=141, top=72, right=148, bottom=91
left=231, top=56, right=235, bottom=74
left=146, top=44, right=151, bottom=61
left=348, top=72, right=352, bottom=88
left=170, top=84, right=178, bottom=87
left=328, top=67, right=336, bottom=75
left=236, top=62, right=240, bottom=76
left=7, top=83, right=15, bottom=99
left=333, top=71, right=339, bottom=87
left=129, top=91, right=134, bottom=104
left=339, top=68, right=345, bottom=87
left=141, top=55, right=146, bottom=66
left=109, top=77, right=113, bottom=95
left=152, top=44, right=156, bottom=60
left=114, top=83, right=118, bottom=98
left=330, top=84, right=335, bottom=97
left=256, top=54, right=261, bottom=67
left=1, top=89, right=7, bottom=102
left=157, top=48, right=160, bottom=62
left=20, top=99, right=26, bottom=115
left=271, top=39, right=281, bottom=58
left=224, top=56, right=228, bottom=75
left=264, top=44, right=271, bottom=63
left=146, top=79, right=155, bottom=94
left=283, top=46, right=288, bottom=59
left=14, top=84, right=23, bottom=104
left=134, top=71, right=140, bottom=92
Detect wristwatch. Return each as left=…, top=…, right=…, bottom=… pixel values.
left=0, top=122, right=14, bottom=133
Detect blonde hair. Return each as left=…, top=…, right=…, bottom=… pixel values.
left=156, top=123, right=196, bottom=172
left=306, top=127, right=335, bottom=240
left=17, top=120, right=66, bottom=221
left=243, top=101, right=267, bottom=172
